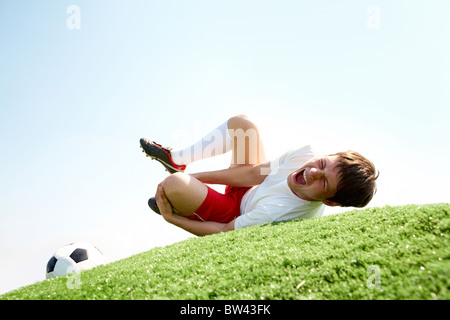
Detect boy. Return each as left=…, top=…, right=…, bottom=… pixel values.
left=140, top=114, right=378, bottom=236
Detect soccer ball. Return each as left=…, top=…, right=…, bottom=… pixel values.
left=46, top=242, right=106, bottom=279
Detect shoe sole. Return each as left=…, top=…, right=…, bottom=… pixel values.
left=148, top=197, right=180, bottom=215
left=140, top=145, right=183, bottom=174
left=148, top=197, right=161, bottom=215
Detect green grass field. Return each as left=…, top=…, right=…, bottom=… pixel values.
left=2, top=203, right=449, bottom=300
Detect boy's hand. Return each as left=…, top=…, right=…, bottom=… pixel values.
left=155, top=184, right=174, bottom=222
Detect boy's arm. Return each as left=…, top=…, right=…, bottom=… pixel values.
left=190, top=162, right=271, bottom=187
left=165, top=214, right=235, bottom=236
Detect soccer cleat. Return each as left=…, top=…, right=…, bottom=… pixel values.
left=148, top=197, right=161, bottom=215
left=148, top=197, right=179, bottom=215
left=140, top=138, right=186, bottom=174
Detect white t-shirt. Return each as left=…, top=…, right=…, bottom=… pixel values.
left=234, top=145, right=325, bottom=230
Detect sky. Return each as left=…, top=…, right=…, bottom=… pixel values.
left=0, top=0, right=449, bottom=295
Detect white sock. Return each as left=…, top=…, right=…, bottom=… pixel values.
left=171, top=121, right=232, bottom=166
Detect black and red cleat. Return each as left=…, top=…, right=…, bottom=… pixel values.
left=140, top=138, right=186, bottom=174
left=148, top=196, right=180, bottom=215
left=148, top=197, right=161, bottom=215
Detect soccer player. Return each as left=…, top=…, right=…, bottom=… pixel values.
left=140, top=114, right=378, bottom=236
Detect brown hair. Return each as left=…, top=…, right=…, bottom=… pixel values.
left=327, top=150, right=379, bottom=207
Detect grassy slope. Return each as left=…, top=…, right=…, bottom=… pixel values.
left=2, top=203, right=449, bottom=300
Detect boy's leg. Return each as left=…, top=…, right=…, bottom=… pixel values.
left=170, top=114, right=266, bottom=167
left=160, top=172, right=208, bottom=217
left=159, top=115, right=266, bottom=216
left=141, top=114, right=266, bottom=173
left=141, top=120, right=232, bottom=173
left=170, top=120, right=233, bottom=166
left=227, top=114, right=267, bottom=167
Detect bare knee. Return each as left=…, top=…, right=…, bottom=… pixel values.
left=230, top=113, right=250, bottom=121
left=159, top=173, right=208, bottom=215
left=228, top=114, right=258, bottom=131
left=161, top=172, right=189, bottom=196
left=229, top=114, right=251, bottom=123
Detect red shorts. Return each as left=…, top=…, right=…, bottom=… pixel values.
left=189, top=185, right=252, bottom=223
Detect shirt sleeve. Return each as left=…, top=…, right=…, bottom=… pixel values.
left=268, top=145, right=316, bottom=176
left=268, top=149, right=292, bottom=176
left=234, top=205, right=274, bottom=230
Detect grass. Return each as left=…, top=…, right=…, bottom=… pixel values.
left=1, top=203, right=449, bottom=300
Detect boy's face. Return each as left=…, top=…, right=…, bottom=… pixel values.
left=287, top=155, right=341, bottom=206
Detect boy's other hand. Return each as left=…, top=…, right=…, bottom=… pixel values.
left=155, top=184, right=175, bottom=222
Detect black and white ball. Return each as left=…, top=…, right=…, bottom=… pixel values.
left=46, top=242, right=106, bottom=279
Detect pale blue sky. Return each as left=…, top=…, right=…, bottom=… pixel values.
left=0, top=0, right=449, bottom=294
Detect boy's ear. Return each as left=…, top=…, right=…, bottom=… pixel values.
left=322, top=199, right=341, bottom=207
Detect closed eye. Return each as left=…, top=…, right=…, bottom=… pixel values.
left=322, top=158, right=329, bottom=191
left=322, top=158, right=327, bottom=169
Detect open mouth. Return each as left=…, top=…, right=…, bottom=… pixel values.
left=294, top=169, right=307, bottom=185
